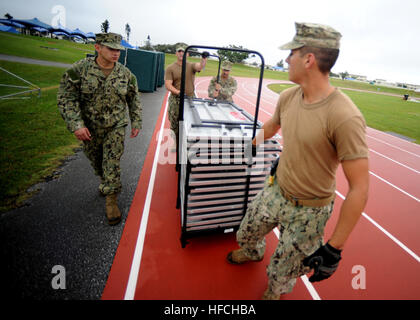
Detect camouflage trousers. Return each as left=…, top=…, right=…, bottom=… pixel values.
left=168, top=94, right=181, bottom=140
left=168, top=93, right=195, bottom=148
left=237, top=175, right=334, bottom=296
left=82, top=126, right=126, bottom=196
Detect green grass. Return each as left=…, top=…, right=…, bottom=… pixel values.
left=330, top=78, right=420, bottom=99
left=0, top=60, right=65, bottom=96
left=0, top=31, right=94, bottom=64
left=268, top=83, right=420, bottom=144
left=0, top=87, right=80, bottom=212
left=0, top=60, right=80, bottom=212
left=343, top=90, right=420, bottom=144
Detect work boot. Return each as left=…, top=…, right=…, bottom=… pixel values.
left=226, top=248, right=263, bottom=265
left=261, top=288, right=281, bottom=300
left=105, top=194, right=122, bottom=226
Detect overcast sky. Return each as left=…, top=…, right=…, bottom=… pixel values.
left=1, top=0, right=419, bottom=84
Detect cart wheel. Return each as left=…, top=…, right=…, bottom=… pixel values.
left=181, top=235, right=188, bottom=248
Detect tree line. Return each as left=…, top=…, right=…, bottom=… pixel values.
left=100, top=20, right=252, bottom=63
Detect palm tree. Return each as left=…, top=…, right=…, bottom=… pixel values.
left=125, top=23, right=131, bottom=43
left=101, top=20, right=109, bottom=33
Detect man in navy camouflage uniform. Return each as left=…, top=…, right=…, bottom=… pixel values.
left=208, top=60, right=237, bottom=102
left=57, top=32, right=142, bottom=226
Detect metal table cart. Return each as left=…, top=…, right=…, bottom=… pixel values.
left=176, top=46, right=281, bottom=247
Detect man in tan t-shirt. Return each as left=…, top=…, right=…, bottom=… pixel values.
left=226, top=22, right=370, bottom=300
left=165, top=45, right=208, bottom=152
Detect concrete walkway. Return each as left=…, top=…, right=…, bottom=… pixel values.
left=0, top=54, right=72, bottom=69
left=0, top=87, right=166, bottom=299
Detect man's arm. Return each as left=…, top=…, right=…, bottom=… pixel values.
left=219, top=78, right=237, bottom=101
left=302, top=157, right=369, bottom=283
left=57, top=67, right=90, bottom=140
left=252, top=117, right=281, bottom=145
left=208, top=78, right=218, bottom=98
left=165, top=79, right=180, bottom=96
left=127, top=73, right=142, bottom=138
left=328, top=158, right=369, bottom=250
left=193, top=56, right=207, bottom=72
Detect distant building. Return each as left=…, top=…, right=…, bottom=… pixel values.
left=407, top=84, right=420, bottom=91
left=272, top=66, right=284, bottom=72
left=374, top=79, right=398, bottom=87
left=349, top=74, right=367, bottom=82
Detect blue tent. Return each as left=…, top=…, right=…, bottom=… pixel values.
left=12, top=17, right=53, bottom=31
left=51, top=22, right=72, bottom=35
left=52, top=31, right=69, bottom=37
left=121, top=39, right=135, bottom=49
left=0, top=25, right=19, bottom=34
left=86, top=32, right=96, bottom=40
left=32, top=27, right=49, bottom=33
left=0, top=19, right=25, bottom=28
left=71, top=28, right=87, bottom=39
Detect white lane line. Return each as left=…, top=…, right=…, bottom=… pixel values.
left=300, top=275, right=322, bottom=300
left=124, top=95, right=169, bottom=300
left=234, top=92, right=273, bottom=117
left=240, top=81, right=276, bottom=108
left=335, top=190, right=420, bottom=263
left=369, top=170, right=420, bottom=203
left=369, top=148, right=420, bottom=174
left=367, top=127, right=420, bottom=150
left=272, top=228, right=322, bottom=300
left=367, top=135, right=420, bottom=158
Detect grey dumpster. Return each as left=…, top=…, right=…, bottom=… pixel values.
left=119, top=48, right=165, bottom=92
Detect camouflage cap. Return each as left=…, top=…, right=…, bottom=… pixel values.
left=221, top=61, right=233, bottom=71
left=176, top=45, right=186, bottom=52
left=279, top=22, right=342, bottom=50
left=96, top=32, right=125, bottom=50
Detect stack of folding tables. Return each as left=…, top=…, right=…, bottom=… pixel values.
left=178, top=97, right=281, bottom=247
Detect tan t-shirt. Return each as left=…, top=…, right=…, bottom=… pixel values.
left=273, top=86, right=369, bottom=199
left=165, top=62, right=196, bottom=97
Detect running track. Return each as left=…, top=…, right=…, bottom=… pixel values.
left=102, top=77, right=420, bottom=300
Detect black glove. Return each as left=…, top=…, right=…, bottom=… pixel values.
left=270, top=157, right=280, bottom=176
left=201, top=51, right=210, bottom=58
left=303, top=242, right=342, bottom=283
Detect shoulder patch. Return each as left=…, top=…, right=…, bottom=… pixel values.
left=66, top=68, right=80, bottom=81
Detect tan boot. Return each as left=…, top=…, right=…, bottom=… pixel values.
left=261, top=288, right=281, bottom=300
left=105, top=194, right=122, bottom=226
left=226, top=248, right=263, bottom=265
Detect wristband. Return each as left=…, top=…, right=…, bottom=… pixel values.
left=326, top=242, right=342, bottom=254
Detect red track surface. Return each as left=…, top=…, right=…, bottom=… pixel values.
left=102, top=77, right=420, bottom=300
